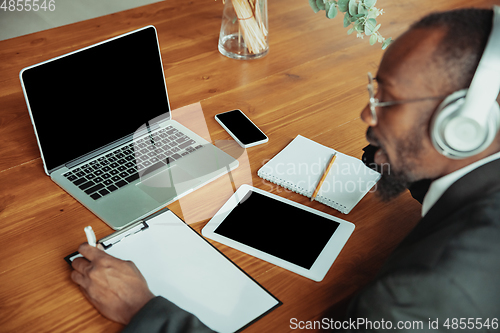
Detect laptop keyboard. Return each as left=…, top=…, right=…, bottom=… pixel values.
left=62, top=125, right=204, bottom=200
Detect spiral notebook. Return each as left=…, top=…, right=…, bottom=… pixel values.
left=257, top=135, right=381, bottom=214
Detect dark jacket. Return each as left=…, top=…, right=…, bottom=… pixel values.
left=346, top=158, right=500, bottom=331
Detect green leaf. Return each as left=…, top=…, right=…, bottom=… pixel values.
left=364, top=0, right=376, bottom=8
left=348, top=0, right=358, bottom=16
left=316, top=0, right=326, bottom=11
left=343, top=12, right=352, bottom=27
left=337, top=0, right=349, bottom=12
left=364, top=17, right=377, bottom=35
left=347, top=27, right=355, bottom=35
left=373, top=23, right=381, bottom=33
left=355, top=20, right=364, bottom=32
left=369, top=34, right=377, bottom=45
left=382, top=37, right=392, bottom=49
left=358, top=2, right=367, bottom=15
left=327, top=4, right=338, bottom=18
left=309, top=0, right=320, bottom=13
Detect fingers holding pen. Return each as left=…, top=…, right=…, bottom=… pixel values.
left=70, top=242, right=107, bottom=286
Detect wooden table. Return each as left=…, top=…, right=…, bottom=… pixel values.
left=0, top=0, right=493, bottom=331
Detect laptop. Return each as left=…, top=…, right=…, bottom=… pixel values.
left=20, top=26, right=239, bottom=230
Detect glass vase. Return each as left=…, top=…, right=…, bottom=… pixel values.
left=218, top=0, right=269, bottom=60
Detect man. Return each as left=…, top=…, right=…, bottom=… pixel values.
left=347, top=7, right=500, bottom=331
left=71, top=7, right=500, bottom=332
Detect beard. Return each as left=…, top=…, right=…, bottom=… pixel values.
left=366, top=127, right=423, bottom=202
left=375, top=166, right=414, bottom=202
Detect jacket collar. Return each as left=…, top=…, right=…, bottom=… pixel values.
left=402, top=157, right=500, bottom=245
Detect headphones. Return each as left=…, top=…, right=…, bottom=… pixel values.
left=431, top=5, right=500, bottom=159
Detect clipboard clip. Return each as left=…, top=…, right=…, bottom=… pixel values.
left=100, top=221, right=149, bottom=250
left=64, top=221, right=149, bottom=265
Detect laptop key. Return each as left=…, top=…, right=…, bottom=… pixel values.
left=179, top=141, right=194, bottom=150
left=171, top=153, right=182, bottom=160
left=98, top=188, right=110, bottom=196
left=116, top=180, right=127, bottom=188
left=79, top=181, right=95, bottom=190
left=125, top=173, right=140, bottom=183
left=176, top=136, right=188, bottom=144
left=84, top=183, right=104, bottom=195
left=90, top=193, right=101, bottom=200
left=107, top=184, right=118, bottom=192
left=73, top=178, right=87, bottom=186
left=142, top=161, right=165, bottom=175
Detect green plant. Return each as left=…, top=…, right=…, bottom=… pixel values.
left=309, top=0, right=392, bottom=49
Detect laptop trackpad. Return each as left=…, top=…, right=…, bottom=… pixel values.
left=136, top=165, right=201, bottom=203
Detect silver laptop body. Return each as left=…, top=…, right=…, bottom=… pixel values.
left=20, top=26, right=238, bottom=230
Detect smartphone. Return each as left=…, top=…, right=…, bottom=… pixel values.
left=215, top=109, right=268, bottom=148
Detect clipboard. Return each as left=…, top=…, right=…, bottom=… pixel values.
left=65, top=209, right=281, bottom=333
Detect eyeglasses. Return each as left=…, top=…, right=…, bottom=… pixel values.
left=367, top=72, right=447, bottom=124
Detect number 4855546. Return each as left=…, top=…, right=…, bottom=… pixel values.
left=1, top=0, right=56, bottom=11
left=443, top=318, right=498, bottom=330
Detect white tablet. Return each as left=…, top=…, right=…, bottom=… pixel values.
left=202, top=185, right=355, bottom=282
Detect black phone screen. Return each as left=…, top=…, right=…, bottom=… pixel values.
left=216, top=110, right=267, bottom=145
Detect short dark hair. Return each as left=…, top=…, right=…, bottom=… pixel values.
left=411, top=8, right=493, bottom=92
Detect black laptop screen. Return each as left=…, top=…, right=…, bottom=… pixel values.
left=21, top=26, right=170, bottom=173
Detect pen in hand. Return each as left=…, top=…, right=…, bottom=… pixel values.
left=311, top=152, right=337, bottom=202
left=84, top=226, right=97, bottom=247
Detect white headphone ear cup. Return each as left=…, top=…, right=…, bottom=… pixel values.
left=431, top=89, right=468, bottom=155
left=487, top=99, right=500, bottom=138
left=431, top=89, right=500, bottom=158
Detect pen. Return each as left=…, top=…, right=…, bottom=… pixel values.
left=84, top=226, right=97, bottom=247
left=311, top=152, right=337, bottom=202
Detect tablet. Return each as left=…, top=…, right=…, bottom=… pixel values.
left=202, top=185, right=355, bottom=281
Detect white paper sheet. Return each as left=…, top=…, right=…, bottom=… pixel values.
left=106, top=210, right=280, bottom=332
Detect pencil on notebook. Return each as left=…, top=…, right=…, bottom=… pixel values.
left=311, top=152, right=337, bottom=202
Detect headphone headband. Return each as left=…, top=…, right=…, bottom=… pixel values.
left=460, top=5, right=500, bottom=127
left=431, top=6, right=500, bottom=159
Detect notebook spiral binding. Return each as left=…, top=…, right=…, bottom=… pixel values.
left=257, top=169, right=348, bottom=214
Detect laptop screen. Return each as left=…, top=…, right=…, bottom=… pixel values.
left=20, top=26, right=170, bottom=173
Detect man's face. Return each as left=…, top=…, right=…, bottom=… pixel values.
left=361, top=28, right=449, bottom=201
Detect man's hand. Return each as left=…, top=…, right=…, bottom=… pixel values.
left=71, top=243, right=155, bottom=325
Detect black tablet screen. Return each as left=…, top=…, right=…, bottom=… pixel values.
left=214, top=191, right=339, bottom=269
